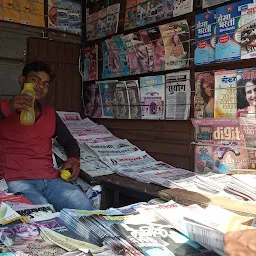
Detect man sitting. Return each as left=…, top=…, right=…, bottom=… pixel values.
left=0, top=61, right=93, bottom=211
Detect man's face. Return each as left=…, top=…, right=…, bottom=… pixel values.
left=20, top=71, right=51, bottom=101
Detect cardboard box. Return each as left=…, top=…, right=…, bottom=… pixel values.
left=3, top=0, right=20, bottom=10
left=0, top=0, right=3, bottom=20
left=3, top=7, right=20, bottom=22
left=29, top=12, right=44, bottom=26
left=20, top=0, right=43, bottom=15
left=20, top=11, right=44, bottom=26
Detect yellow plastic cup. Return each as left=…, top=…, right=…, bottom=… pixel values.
left=61, top=170, right=71, bottom=181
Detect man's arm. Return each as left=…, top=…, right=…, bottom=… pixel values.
left=54, top=114, right=80, bottom=181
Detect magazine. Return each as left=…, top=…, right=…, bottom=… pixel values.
left=0, top=223, right=67, bottom=256
left=109, top=81, right=130, bottom=119
left=84, top=83, right=103, bottom=118
left=236, top=68, right=256, bottom=118
left=140, top=75, right=165, bottom=120
left=56, top=0, right=69, bottom=31
left=112, top=207, right=208, bottom=256
left=240, top=3, right=256, bottom=60
left=195, top=10, right=216, bottom=65
left=136, top=0, right=147, bottom=27
left=192, top=118, right=249, bottom=174
left=113, top=35, right=130, bottom=77
left=16, top=205, right=56, bottom=222
left=214, top=70, right=237, bottom=118
left=143, top=26, right=165, bottom=72
left=159, top=20, right=190, bottom=70
left=98, top=8, right=107, bottom=38
left=202, top=0, right=228, bottom=8
left=48, top=0, right=57, bottom=28
left=130, top=32, right=149, bottom=74
left=194, top=71, right=215, bottom=118
left=122, top=34, right=140, bottom=75
left=173, top=0, right=193, bottom=17
left=68, top=1, right=82, bottom=35
left=126, top=80, right=141, bottom=119
left=124, top=0, right=137, bottom=30
left=102, top=40, right=111, bottom=79
left=83, top=45, right=98, bottom=82
left=215, top=1, right=246, bottom=62
left=106, top=4, right=120, bottom=37
left=165, top=70, right=191, bottom=120
left=105, top=38, right=122, bottom=77
left=98, top=81, right=116, bottom=118
left=139, top=29, right=155, bottom=73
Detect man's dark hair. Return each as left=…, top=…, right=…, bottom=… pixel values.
left=22, top=61, right=55, bottom=81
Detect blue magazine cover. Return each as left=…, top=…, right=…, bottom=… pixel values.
left=195, top=10, right=216, bottom=65
left=140, top=75, right=165, bottom=120
left=98, top=81, right=116, bottom=118
left=215, top=0, right=253, bottom=62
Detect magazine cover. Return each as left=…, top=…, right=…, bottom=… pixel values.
left=165, top=0, right=174, bottom=19
left=56, top=0, right=69, bottom=31
left=215, top=1, right=251, bottom=62
left=139, top=29, right=154, bottom=73
left=122, top=34, right=140, bottom=75
left=130, top=32, right=149, bottom=74
left=48, top=0, right=57, bottom=28
left=113, top=35, right=130, bottom=77
left=105, top=38, right=122, bottom=77
left=83, top=45, right=98, bottom=81
left=159, top=20, right=190, bottom=70
left=140, top=27, right=165, bottom=72
left=202, top=0, right=228, bottom=8
left=194, top=71, right=215, bottom=118
left=126, top=80, right=141, bottom=119
left=193, top=118, right=249, bottom=174
left=109, top=81, right=130, bottom=119
left=102, top=40, right=111, bottom=79
left=106, top=3, right=120, bottom=36
left=146, top=0, right=167, bottom=23
left=112, top=208, right=207, bottom=256
left=0, top=223, right=66, bottom=256
left=214, top=70, right=237, bottom=118
left=195, top=10, right=216, bottom=65
left=165, top=70, right=191, bottom=120
left=140, top=75, right=165, bottom=120
left=98, top=8, right=107, bottom=38
left=136, top=0, right=147, bottom=27
left=98, top=81, right=116, bottom=118
left=173, top=0, right=193, bottom=17
left=237, top=68, right=256, bottom=118
left=90, top=11, right=100, bottom=41
left=68, top=1, right=81, bottom=35
left=124, top=0, right=137, bottom=30
left=240, top=3, right=256, bottom=60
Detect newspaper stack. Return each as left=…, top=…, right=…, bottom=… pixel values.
left=225, top=174, right=256, bottom=201
left=54, top=112, right=115, bottom=177
left=55, top=111, right=210, bottom=188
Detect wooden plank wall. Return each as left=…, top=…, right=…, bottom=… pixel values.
left=94, top=119, right=194, bottom=171
left=26, top=37, right=82, bottom=113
